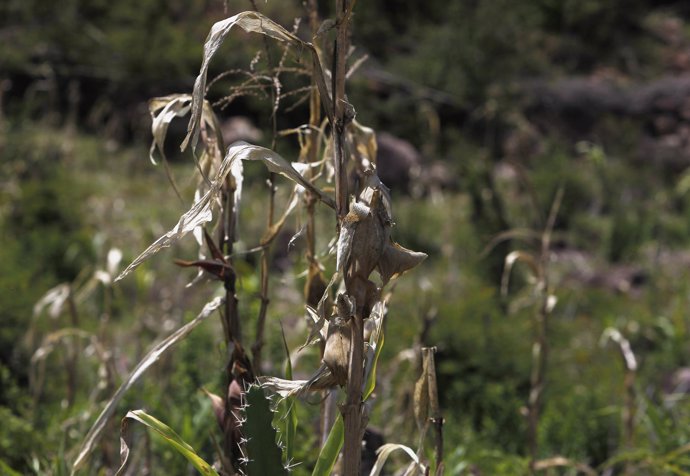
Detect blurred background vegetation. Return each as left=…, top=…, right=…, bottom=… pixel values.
left=5, top=0, right=690, bottom=474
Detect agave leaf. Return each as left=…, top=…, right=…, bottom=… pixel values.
left=369, top=443, right=424, bottom=476
left=71, top=297, right=223, bottom=474
left=311, top=414, right=344, bottom=476
left=242, top=386, right=288, bottom=475
left=116, top=409, right=219, bottom=476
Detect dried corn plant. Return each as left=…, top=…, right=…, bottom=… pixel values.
left=70, top=2, right=431, bottom=475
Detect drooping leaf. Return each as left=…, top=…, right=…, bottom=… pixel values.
left=311, top=414, right=344, bottom=476
left=242, top=386, right=287, bottom=476
left=33, top=283, right=70, bottom=319
left=183, top=11, right=333, bottom=152
left=117, top=141, right=322, bottom=282
left=378, top=242, right=428, bottom=285
left=116, top=409, right=219, bottom=476
left=149, top=95, right=192, bottom=165
left=71, top=297, right=224, bottom=473
left=369, top=443, right=424, bottom=476
left=500, top=250, right=540, bottom=297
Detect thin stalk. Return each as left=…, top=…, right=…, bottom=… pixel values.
left=330, top=1, right=363, bottom=474
left=252, top=173, right=276, bottom=374
left=528, top=187, right=563, bottom=473
left=66, top=285, right=79, bottom=407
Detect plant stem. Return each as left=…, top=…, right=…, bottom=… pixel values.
left=528, top=187, right=562, bottom=473
left=330, top=1, right=363, bottom=473
left=252, top=173, right=276, bottom=374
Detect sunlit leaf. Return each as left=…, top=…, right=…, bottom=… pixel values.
left=369, top=443, right=424, bottom=476
left=311, top=414, right=343, bottom=476
left=116, top=409, right=219, bottom=476
left=33, top=283, right=70, bottom=319
left=183, top=11, right=333, bottom=152
left=71, top=297, right=223, bottom=473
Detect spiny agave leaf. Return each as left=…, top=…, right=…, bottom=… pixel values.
left=500, top=250, right=540, bottom=297
left=242, top=386, right=287, bottom=476
left=369, top=443, right=424, bottom=476
left=33, top=283, right=70, bottom=318
left=116, top=409, right=219, bottom=476
left=184, top=11, right=320, bottom=151
left=311, top=414, right=343, bottom=476
left=71, top=297, right=223, bottom=473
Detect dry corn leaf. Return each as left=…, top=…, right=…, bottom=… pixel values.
left=500, top=250, right=540, bottom=297
left=369, top=443, right=425, bottom=476
left=601, top=328, right=638, bottom=372
left=116, top=142, right=331, bottom=282
left=72, top=297, right=224, bottom=473
left=33, top=283, right=70, bottom=319
left=349, top=120, right=377, bottom=165
left=413, top=358, right=430, bottom=433
left=183, top=11, right=332, bottom=152
left=149, top=95, right=191, bottom=164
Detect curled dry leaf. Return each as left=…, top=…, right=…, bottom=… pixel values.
left=183, top=11, right=333, bottom=152
left=369, top=443, right=425, bottom=476
left=149, top=95, right=191, bottom=164
left=260, top=364, right=337, bottom=398
left=33, top=283, right=70, bottom=319
left=339, top=175, right=427, bottom=290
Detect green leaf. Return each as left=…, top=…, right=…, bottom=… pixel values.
left=116, top=409, right=219, bottom=476
left=363, top=326, right=385, bottom=401
left=311, top=414, right=344, bottom=476
left=243, top=386, right=287, bottom=476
